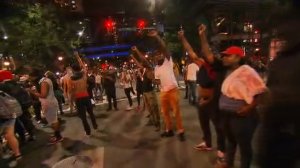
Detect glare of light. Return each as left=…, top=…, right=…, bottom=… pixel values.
left=78, top=31, right=84, bottom=37
left=254, top=30, right=259, bottom=34
left=243, top=40, right=247, bottom=43
left=3, top=35, right=8, bottom=40
left=216, top=18, right=225, bottom=27
left=145, top=54, right=149, bottom=58
left=58, top=56, right=63, bottom=61
left=56, top=72, right=60, bottom=76
left=130, top=59, right=134, bottom=62
left=3, top=61, right=10, bottom=66
left=254, top=39, right=258, bottom=43
left=79, top=21, right=83, bottom=25
left=219, top=32, right=228, bottom=35
left=255, top=48, right=260, bottom=51
left=84, top=64, right=88, bottom=67
left=181, top=60, right=185, bottom=65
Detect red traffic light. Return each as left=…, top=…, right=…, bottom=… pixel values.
left=137, top=19, right=146, bottom=29
left=104, top=18, right=115, bottom=31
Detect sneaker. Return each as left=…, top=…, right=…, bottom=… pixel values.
left=8, top=155, right=22, bottom=168
left=178, top=133, right=186, bottom=142
left=161, top=130, right=174, bottom=137
left=27, top=135, right=36, bottom=142
left=47, top=137, right=63, bottom=145
left=126, top=105, right=133, bottom=111
left=193, top=142, right=212, bottom=151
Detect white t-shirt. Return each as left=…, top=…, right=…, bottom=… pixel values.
left=155, top=57, right=178, bottom=92
left=187, top=63, right=199, bottom=81
left=95, top=74, right=101, bottom=84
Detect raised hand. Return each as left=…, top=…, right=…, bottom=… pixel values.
left=131, top=46, right=138, bottom=52
left=198, top=24, right=207, bottom=36
left=74, top=51, right=79, bottom=56
left=178, top=30, right=185, bottom=39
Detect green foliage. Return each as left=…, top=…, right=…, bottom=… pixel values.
left=0, top=3, right=81, bottom=68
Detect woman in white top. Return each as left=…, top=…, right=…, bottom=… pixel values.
left=29, top=68, right=63, bottom=145
left=121, top=68, right=134, bottom=111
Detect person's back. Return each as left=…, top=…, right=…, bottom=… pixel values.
left=71, top=72, right=88, bottom=98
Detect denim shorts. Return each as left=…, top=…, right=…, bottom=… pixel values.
left=0, top=118, right=16, bottom=135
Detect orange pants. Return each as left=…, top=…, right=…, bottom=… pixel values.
left=160, top=88, right=184, bottom=133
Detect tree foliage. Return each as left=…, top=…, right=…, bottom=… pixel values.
left=0, top=3, right=82, bottom=69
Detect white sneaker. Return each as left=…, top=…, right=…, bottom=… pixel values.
left=193, top=142, right=212, bottom=151
left=126, top=105, right=133, bottom=111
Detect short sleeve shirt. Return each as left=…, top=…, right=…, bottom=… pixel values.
left=155, top=57, right=178, bottom=92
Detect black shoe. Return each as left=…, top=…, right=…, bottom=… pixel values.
left=155, top=125, right=161, bottom=132
left=161, top=130, right=174, bottom=137
left=106, top=108, right=112, bottom=111
left=28, top=135, right=36, bottom=142
left=178, top=132, right=185, bottom=142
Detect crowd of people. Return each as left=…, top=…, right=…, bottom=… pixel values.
left=0, top=19, right=299, bottom=168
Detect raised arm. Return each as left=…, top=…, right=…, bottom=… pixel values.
left=131, top=46, right=152, bottom=68
left=74, top=51, right=87, bottom=73
left=178, top=30, right=204, bottom=66
left=199, top=24, right=215, bottom=64
left=130, top=54, right=143, bottom=69
left=148, top=30, right=171, bottom=60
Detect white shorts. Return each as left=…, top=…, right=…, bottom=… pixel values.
left=41, top=101, right=58, bottom=124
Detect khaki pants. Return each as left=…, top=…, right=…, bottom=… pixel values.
left=143, top=91, right=160, bottom=127
left=160, top=88, right=184, bottom=133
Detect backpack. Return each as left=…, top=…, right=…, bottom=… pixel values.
left=0, top=90, right=23, bottom=119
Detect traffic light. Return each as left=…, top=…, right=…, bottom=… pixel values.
left=104, top=18, right=115, bottom=32
left=137, top=19, right=146, bottom=30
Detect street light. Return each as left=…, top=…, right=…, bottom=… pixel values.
left=58, top=56, right=64, bottom=61
left=78, top=30, right=84, bottom=37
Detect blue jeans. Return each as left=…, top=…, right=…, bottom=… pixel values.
left=187, top=81, right=197, bottom=104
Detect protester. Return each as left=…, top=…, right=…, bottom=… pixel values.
left=178, top=29, right=226, bottom=160
left=70, top=52, right=98, bottom=136
left=29, top=68, right=63, bottom=144
left=131, top=48, right=161, bottom=131
left=121, top=67, right=134, bottom=111
left=148, top=30, right=185, bottom=141
left=102, top=66, right=118, bottom=111
left=0, top=70, right=22, bottom=167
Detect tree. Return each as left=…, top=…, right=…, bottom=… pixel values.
left=0, top=3, right=83, bottom=69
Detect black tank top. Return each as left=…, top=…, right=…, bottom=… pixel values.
left=142, top=70, right=153, bottom=92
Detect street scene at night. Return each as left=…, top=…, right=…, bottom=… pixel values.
left=0, top=0, right=300, bottom=168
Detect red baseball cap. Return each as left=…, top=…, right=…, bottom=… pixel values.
left=221, top=46, right=245, bottom=57
left=0, top=70, right=13, bottom=82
